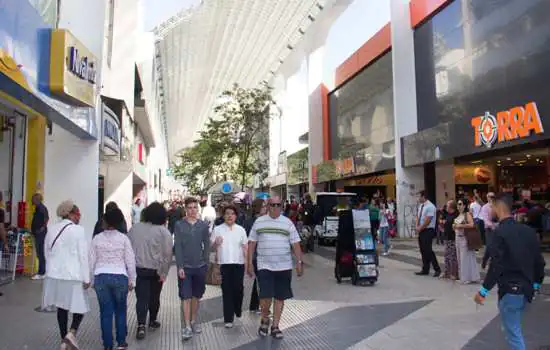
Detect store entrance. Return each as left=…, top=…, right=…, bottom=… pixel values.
left=0, top=102, right=27, bottom=227
left=344, top=186, right=386, bottom=200
left=454, top=143, right=550, bottom=203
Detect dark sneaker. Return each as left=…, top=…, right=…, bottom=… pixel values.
left=149, top=320, right=161, bottom=329
left=271, top=327, right=283, bottom=339
left=415, top=271, right=429, bottom=276
left=433, top=270, right=441, bottom=278
left=258, top=318, right=270, bottom=337
left=136, top=325, right=146, bottom=340
left=116, top=344, right=128, bottom=350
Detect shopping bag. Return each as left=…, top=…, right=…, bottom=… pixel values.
left=206, top=252, right=221, bottom=285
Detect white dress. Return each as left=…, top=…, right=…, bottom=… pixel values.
left=42, top=219, right=90, bottom=314
left=454, top=214, right=480, bottom=283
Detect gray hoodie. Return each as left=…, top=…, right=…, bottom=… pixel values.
left=174, top=219, right=210, bottom=269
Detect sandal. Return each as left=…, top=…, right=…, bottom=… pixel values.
left=258, top=318, right=270, bottom=337
left=271, top=327, right=283, bottom=339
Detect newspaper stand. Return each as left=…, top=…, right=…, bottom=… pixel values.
left=334, top=209, right=379, bottom=285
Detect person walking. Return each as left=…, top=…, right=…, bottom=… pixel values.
left=481, top=192, right=498, bottom=269
left=247, top=196, right=303, bottom=339
left=453, top=198, right=481, bottom=284
left=90, top=208, right=136, bottom=350
left=378, top=202, right=391, bottom=256
left=128, top=202, right=173, bottom=340
left=415, top=191, right=441, bottom=277
left=174, top=197, right=211, bottom=341
left=244, top=199, right=266, bottom=313
left=31, top=193, right=49, bottom=280
left=441, top=200, right=459, bottom=280
left=131, top=198, right=143, bottom=225
left=474, top=193, right=545, bottom=350
left=368, top=199, right=380, bottom=239
left=93, top=202, right=128, bottom=237
left=211, top=204, right=248, bottom=328
left=42, top=201, right=89, bottom=350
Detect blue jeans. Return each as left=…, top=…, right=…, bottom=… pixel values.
left=94, top=274, right=129, bottom=347
left=499, top=294, right=526, bottom=350
left=379, top=226, right=390, bottom=253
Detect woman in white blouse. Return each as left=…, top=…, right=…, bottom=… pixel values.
left=211, top=204, right=248, bottom=329
left=90, top=208, right=136, bottom=350
left=42, top=200, right=90, bottom=350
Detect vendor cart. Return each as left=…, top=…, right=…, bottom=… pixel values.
left=334, top=209, right=379, bottom=285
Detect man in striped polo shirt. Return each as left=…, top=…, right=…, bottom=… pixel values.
left=247, top=196, right=303, bottom=339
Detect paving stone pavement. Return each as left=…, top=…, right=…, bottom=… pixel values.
left=0, top=240, right=548, bottom=349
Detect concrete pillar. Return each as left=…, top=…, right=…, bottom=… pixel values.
left=435, top=160, right=455, bottom=208
left=391, top=0, right=424, bottom=238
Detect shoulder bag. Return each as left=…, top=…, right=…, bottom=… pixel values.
left=463, top=214, right=483, bottom=250
left=50, top=223, right=73, bottom=249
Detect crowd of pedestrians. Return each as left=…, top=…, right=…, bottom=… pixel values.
left=37, top=194, right=303, bottom=350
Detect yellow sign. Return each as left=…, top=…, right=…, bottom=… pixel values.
left=50, top=29, right=97, bottom=107
left=0, top=49, right=31, bottom=91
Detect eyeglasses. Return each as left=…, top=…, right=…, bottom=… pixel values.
left=457, top=203, right=464, bottom=206
left=270, top=203, right=282, bottom=208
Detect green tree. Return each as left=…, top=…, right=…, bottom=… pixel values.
left=213, top=84, right=273, bottom=191
left=173, top=84, right=273, bottom=193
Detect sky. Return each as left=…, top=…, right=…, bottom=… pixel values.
left=142, top=0, right=200, bottom=31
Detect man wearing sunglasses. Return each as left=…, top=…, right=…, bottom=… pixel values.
left=247, top=196, right=303, bottom=339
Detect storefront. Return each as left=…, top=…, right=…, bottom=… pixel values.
left=312, top=48, right=396, bottom=198
left=402, top=0, right=550, bottom=205
left=1, top=0, right=104, bottom=234
left=287, top=148, right=309, bottom=199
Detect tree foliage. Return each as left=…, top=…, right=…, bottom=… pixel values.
left=173, top=84, right=273, bottom=193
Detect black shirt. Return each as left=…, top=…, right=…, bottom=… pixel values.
left=443, top=212, right=458, bottom=241
left=31, top=203, right=49, bottom=234
left=483, top=217, right=545, bottom=300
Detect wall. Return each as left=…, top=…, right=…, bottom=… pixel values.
left=391, top=0, right=425, bottom=237
left=44, top=125, right=99, bottom=237
left=435, top=160, right=455, bottom=208
left=99, top=0, right=139, bottom=118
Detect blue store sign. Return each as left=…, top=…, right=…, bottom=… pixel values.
left=221, top=182, right=233, bottom=194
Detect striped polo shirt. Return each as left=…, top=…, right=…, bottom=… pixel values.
left=248, top=214, right=301, bottom=271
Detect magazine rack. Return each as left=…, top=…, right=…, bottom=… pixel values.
left=334, top=209, right=379, bottom=285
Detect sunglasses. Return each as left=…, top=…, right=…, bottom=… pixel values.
left=270, top=203, right=282, bottom=207
left=457, top=203, right=464, bottom=206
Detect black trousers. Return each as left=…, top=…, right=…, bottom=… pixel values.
left=57, top=308, right=83, bottom=339
left=34, top=232, right=46, bottom=275
left=249, top=259, right=259, bottom=311
left=220, top=264, right=245, bottom=323
left=135, top=267, right=163, bottom=325
left=418, top=228, right=440, bottom=273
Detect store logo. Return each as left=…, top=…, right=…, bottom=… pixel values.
left=68, top=47, right=96, bottom=84
left=471, top=102, right=544, bottom=148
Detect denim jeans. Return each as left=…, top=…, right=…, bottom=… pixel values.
left=379, top=226, right=390, bottom=253
left=499, top=293, right=526, bottom=350
left=94, top=274, right=129, bottom=348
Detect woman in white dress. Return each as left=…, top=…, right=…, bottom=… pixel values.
left=42, top=200, right=90, bottom=350
left=453, top=198, right=480, bottom=284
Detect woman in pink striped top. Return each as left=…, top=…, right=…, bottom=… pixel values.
left=90, top=208, right=137, bottom=350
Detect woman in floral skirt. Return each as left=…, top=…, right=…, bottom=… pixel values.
left=441, top=200, right=459, bottom=280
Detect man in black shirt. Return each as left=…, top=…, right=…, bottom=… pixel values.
left=31, top=193, right=49, bottom=280
left=474, top=193, right=545, bottom=350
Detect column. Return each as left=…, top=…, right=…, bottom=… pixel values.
left=435, top=160, right=455, bottom=208
left=391, top=0, right=424, bottom=238
left=307, top=46, right=325, bottom=195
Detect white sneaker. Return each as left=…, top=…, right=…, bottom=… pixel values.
left=224, top=322, right=233, bottom=328
left=31, top=274, right=45, bottom=280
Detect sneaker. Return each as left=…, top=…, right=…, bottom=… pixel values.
left=64, top=332, right=80, bottom=350
left=31, top=274, right=45, bottom=280
left=224, top=322, right=234, bottom=328
left=149, top=320, right=161, bottom=329
left=136, top=325, right=146, bottom=340
left=60, top=342, right=69, bottom=350
left=191, top=321, right=202, bottom=334
left=181, top=327, right=193, bottom=341
left=382, top=252, right=388, bottom=256
left=116, top=344, right=128, bottom=350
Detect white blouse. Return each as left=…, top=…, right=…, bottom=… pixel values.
left=44, top=219, right=90, bottom=283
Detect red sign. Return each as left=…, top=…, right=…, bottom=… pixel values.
left=471, top=102, right=544, bottom=148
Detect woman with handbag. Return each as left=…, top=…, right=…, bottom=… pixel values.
left=453, top=199, right=480, bottom=284
left=42, top=201, right=90, bottom=350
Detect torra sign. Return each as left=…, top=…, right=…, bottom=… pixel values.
left=471, top=102, right=544, bottom=148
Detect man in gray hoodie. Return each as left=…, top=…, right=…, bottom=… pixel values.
left=174, top=196, right=211, bottom=341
